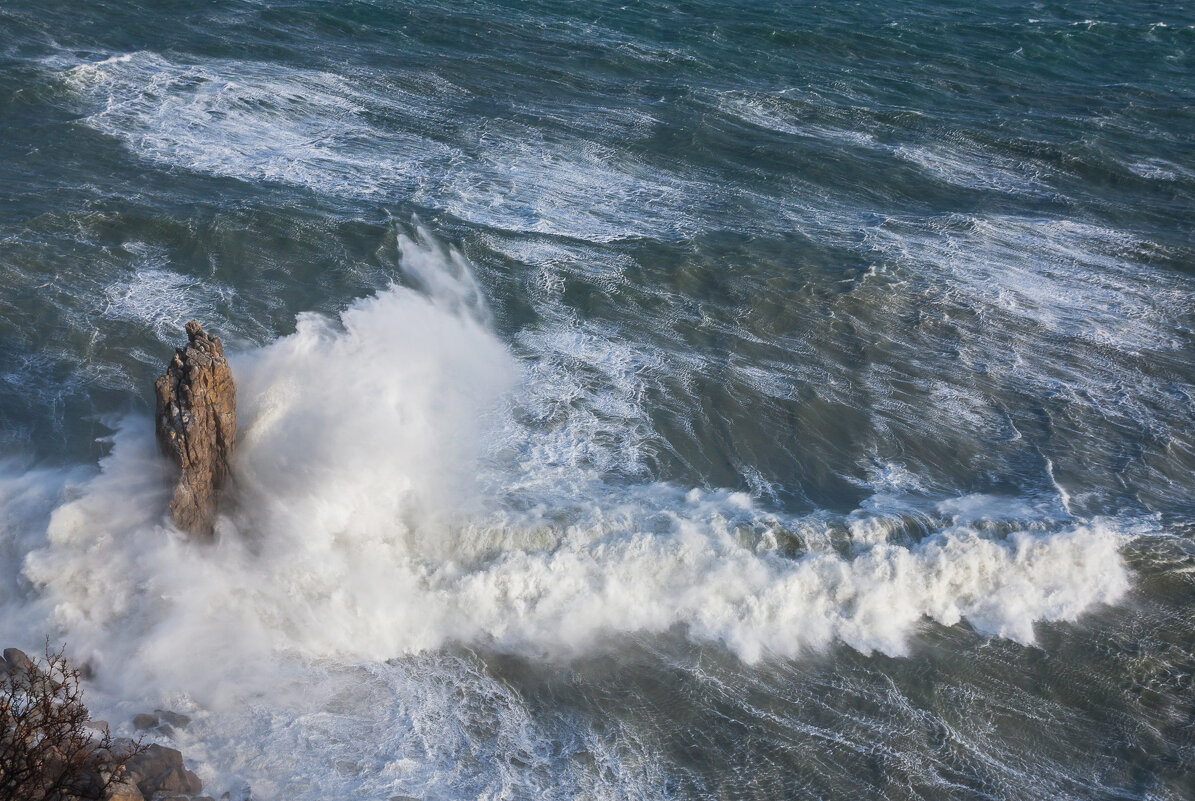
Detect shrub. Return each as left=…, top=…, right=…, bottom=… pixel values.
left=0, top=643, right=144, bottom=801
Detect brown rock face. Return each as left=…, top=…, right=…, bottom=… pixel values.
left=155, top=321, right=237, bottom=538
left=122, top=743, right=204, bottom=798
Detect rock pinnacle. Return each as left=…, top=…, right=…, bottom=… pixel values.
left=154, top=320, right=237, bottom=538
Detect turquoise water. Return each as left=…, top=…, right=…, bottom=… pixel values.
left=1, top=2, right=1193, bottom=799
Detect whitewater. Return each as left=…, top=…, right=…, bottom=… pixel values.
left=0, top=224, right=1157, bottom=797
left=1, top=1, right=1193, bottom=799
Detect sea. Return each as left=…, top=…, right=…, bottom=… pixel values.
left=0, top=1, right=1193, bottom=799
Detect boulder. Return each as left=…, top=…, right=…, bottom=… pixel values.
left=154, top=709, right=192, bottom=729
left=2, top=646, right=33, bottom=675
left=133, top=713, right=160, bottom=731
left=106, top=782, right=145, bottom=801
left=1, top=647, right=57, bottom=694
left=154, top=766, right=203, bottom=795
left=97, top=738, right=140, bottom=768
left=155, top=321, right=237, bottom=538
left=124, top=743, right=203, bottom=798
left=85, top=719, right=111, bottom=736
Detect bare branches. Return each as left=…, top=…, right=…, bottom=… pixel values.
left=1, top=643, right=145, bottom=801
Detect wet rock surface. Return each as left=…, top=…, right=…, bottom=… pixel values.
left=124, top=743, right=204, bottom=798
left=155, top=321, right=237, bottom=538
left=2, top=646, right=34, bottom=676
left=2, top=644, right=209, bottom=801
left=133, top=713, right=160, bottom=731
left=97, top=738, right=208, bottom=801
left=130, top=709, right=191, bottom=743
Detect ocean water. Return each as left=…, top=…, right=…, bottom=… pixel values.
left=1, top=1, right=1193, bottom=799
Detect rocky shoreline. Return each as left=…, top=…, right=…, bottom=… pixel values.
left=1, top=325, right=243, bottom=799
left=2, top=646, right=215, bottom=801
left=4, top=330, right=243, bottom=798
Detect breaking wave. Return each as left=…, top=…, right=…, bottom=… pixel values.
left=1, top=226, right=1133, bottom=715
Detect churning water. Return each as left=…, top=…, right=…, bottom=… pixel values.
left=1, top=2, right=1193, bottom=799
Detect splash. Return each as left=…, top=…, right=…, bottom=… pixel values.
left=0, top=226, right=1132, bottom=717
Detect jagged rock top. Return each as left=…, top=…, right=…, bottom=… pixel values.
left=155, top=320, right=236, bottom=538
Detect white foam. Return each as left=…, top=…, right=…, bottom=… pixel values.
left=1, top=226, right=1139, bottom=798
left=60, top=52, right=701, bottom=243
left=102, top=244, right=236, bottom=345
left=715, top=91, right=1051, bottom=197
left=419, top=124, right=700, bottom=242
left=715, top=91, right=879, bottom=148
left=865, top=214, right=1189, bottom=353
left=0, top=462, right=80, bottom=606
left=15, top=433, right=1133, bottom=667
left=893, top=141, right=1051, bottom=195
left=1126, top=157, right=1187, bottom=181
left=10, top=227, right=1132, bottom=665
left=154, top=651, right=669, bottom=801
left=63, top=52, right=452, bottom=198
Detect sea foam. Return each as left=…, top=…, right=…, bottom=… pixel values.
left=61, top=52, right=698, bottom=243
left=3, top=226, right=1134, bottom=714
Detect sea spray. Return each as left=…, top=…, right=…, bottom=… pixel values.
left=8, top=229, right=1133, bottom=707
left=1, top=2, right=1191, bottom=797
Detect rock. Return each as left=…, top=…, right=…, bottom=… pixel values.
left=85, top=719, right=111, bottom=736
left=1, top=647, right=50, bottom=692
left=2, top=646, right=33, bottom=675
left=154, top=709, right=192, bottom=729
left=133, top=713, right=160, bottom=731
left=97, top=738, right=140, bottom=769
left=124, top=743, right=203, bottom=798
left=106, top=782, right=145, bottom=801
left=155, top=766, right=204, bottom=795
left=155, top=321, right=237, bottom=538
left=92, top=737, right=141, bottom=788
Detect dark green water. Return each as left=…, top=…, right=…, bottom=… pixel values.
left=0, top=2, right=1192, bottom=799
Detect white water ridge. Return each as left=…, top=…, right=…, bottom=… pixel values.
left=4, top=228, right=1132, bottom=714
left=1, top=3, right=1191, bottom=798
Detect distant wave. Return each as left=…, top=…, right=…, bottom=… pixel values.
left=60, top=52, right=701, bottom=242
